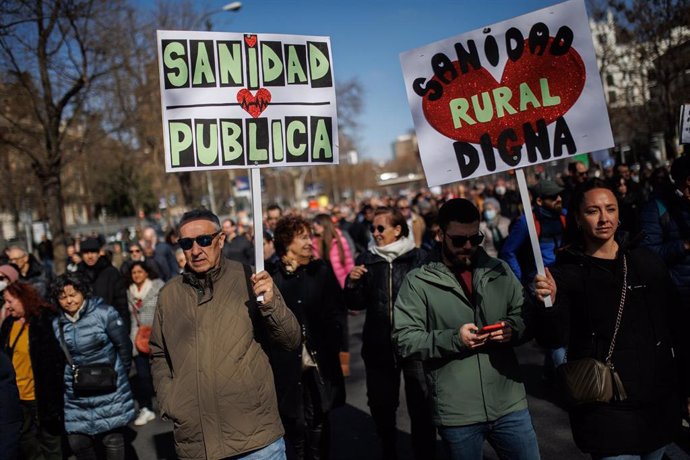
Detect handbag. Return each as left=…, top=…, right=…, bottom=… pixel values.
left=58, top=322, right=118, bottom=394
left=132, top=301, right=152, bottom=354
left=557, top=254, right=628, bottom=405
left=135, top=326, right=152, bottom=355
left=301, top=325, right=318, bottom=371
left=73, top=363, right=118, bottom=393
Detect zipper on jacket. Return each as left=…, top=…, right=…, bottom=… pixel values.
left=476, top=354, right=490, bottom=422
left=193, top=305, right=208, bottom=454
left=388, top=262, right=397, bottom=366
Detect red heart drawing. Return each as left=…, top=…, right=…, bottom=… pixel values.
left=422, top=38, right=585, bottom=147
left=237, top=88, right=272, bottom=118
left=244, top=35, right=257, bottom=48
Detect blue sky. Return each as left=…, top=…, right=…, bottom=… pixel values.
left=198, top=0, right=569, bottom=161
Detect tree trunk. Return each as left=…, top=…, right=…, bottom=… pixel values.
left=177, top=172, right=195, bottom=206
left=292, top=169, right=309, bottom=205
left=38, top=169, right=67, bottom=275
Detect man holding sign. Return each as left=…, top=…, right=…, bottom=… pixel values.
left=150, top=209, right=300, bottom=460
left=393, top=199, right=539, bottom=459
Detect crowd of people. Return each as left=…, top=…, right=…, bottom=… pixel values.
left=1, top=154, right=690, bottom=460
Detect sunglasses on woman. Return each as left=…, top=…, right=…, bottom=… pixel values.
left=370, top=225, right=388, bottom=234
left=447, top=232, right=484, bottom=247
left=178, top=231, right=221, bottom=250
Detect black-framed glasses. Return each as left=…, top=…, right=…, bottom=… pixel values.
left=446, top=232, right=484, bottom=247
left=130, top=249, right=141, bottom=253
left=178, top=231, right=221, bottom=250
left=370, top=225, right=387, bottom=234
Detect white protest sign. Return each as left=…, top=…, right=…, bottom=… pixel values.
left=157, top=31, right=339, bottom=172
left=400, top=0, right=613, bottom=186
left=681, top=104, right=690, bottom=144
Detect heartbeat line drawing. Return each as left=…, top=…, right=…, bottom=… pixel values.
left=165, top=90, right=331, bottom=112
left=237, top=88, right=272, bottom=118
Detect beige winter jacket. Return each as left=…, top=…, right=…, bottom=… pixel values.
left=150, top=257, right=300, bottom=459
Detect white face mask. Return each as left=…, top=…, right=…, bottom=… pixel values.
left=484, top=209, right=497, bottom=221
left=495, top=186, right=506, bottom=196
left=0, top=280, right=8, bottom=291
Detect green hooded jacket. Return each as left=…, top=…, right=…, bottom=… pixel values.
left=393, top=248, right=530, bottom=426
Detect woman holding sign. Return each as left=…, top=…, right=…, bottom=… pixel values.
left=534, top=179, right=689, bottom=459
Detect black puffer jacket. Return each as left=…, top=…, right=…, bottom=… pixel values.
left=536, top=245, right=689, bottom=456
left=78, top=257, right=130, bottom=332
left=1, top=311, right=65, bottom=430
left=344, top=246, right=426, bottom=365
left=269, top=259, right=346, bottom=416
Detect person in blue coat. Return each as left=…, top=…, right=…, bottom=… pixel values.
left=51, top=272, right=135, bottom=460
left=499, top=179, right=566, bottom=285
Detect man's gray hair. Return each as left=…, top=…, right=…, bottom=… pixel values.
left=177, top=209, right=221, bottom=234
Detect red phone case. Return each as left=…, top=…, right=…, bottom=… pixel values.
left=478, top=323, right=503, bottom=334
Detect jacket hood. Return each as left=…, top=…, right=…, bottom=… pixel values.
left=57, top=296, right=105, bottom=324
left=414, top=248, right=505, bottom=289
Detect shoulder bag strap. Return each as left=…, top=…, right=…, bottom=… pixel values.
left=8, top=321, right=27, bottom=353
left=605, top=254, right=627, bottom=365
left=131, top=299, right=142, bottom=327
left=57, top=321, right=75, bottom=369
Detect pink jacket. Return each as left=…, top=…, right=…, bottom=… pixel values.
left=312, top=229, right=354, bottom=288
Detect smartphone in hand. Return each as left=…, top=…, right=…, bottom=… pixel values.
left=477, top=322, right=504, bottom=334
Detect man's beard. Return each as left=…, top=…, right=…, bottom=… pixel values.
left=442, top=243, right=475, bottom=270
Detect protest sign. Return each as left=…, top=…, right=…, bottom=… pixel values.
left=400, top=0, right=614, bottom=187
left=157, top=31, right=339, bottom=173
left=681, top=104, right=690, bottom=144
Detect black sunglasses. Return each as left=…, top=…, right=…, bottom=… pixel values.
left=447, top=232, right=484, bottom=247
left=178, top=231, right=221, bottom=250
left=370, top=225, right=388, bottom=234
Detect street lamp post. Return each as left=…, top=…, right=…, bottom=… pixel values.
left=193, top=2, right=242, bottom=215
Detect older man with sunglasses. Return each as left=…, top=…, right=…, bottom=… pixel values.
left=150, top=209, right=301, bottom=460
left=393, top=198, right=539, bottom=460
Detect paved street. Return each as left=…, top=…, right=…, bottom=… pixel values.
left=122, top=313, right=690, bottom=459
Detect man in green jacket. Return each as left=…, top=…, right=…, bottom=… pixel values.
left=150, top=209, right=301, bottom=460
left=393, top=198, right=540, bottom=460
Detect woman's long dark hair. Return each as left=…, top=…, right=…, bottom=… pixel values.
left=313, top=213, right=346, bottom=265
left=127, top=260, right=158, bottom=285
left=561, top=178, right=618, bottom=250
left=3, top=282, right=57, bottom=318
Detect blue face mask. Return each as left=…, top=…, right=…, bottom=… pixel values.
left=484, top=209, right=497, bottom=221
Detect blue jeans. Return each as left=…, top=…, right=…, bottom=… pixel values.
left=134, top=353, right=154, bottom=408
left=438, top=408, right=540, bottom=460
left=229, top=438, right=286, bottom=460
left=592, top=445, right=667, bottom=460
